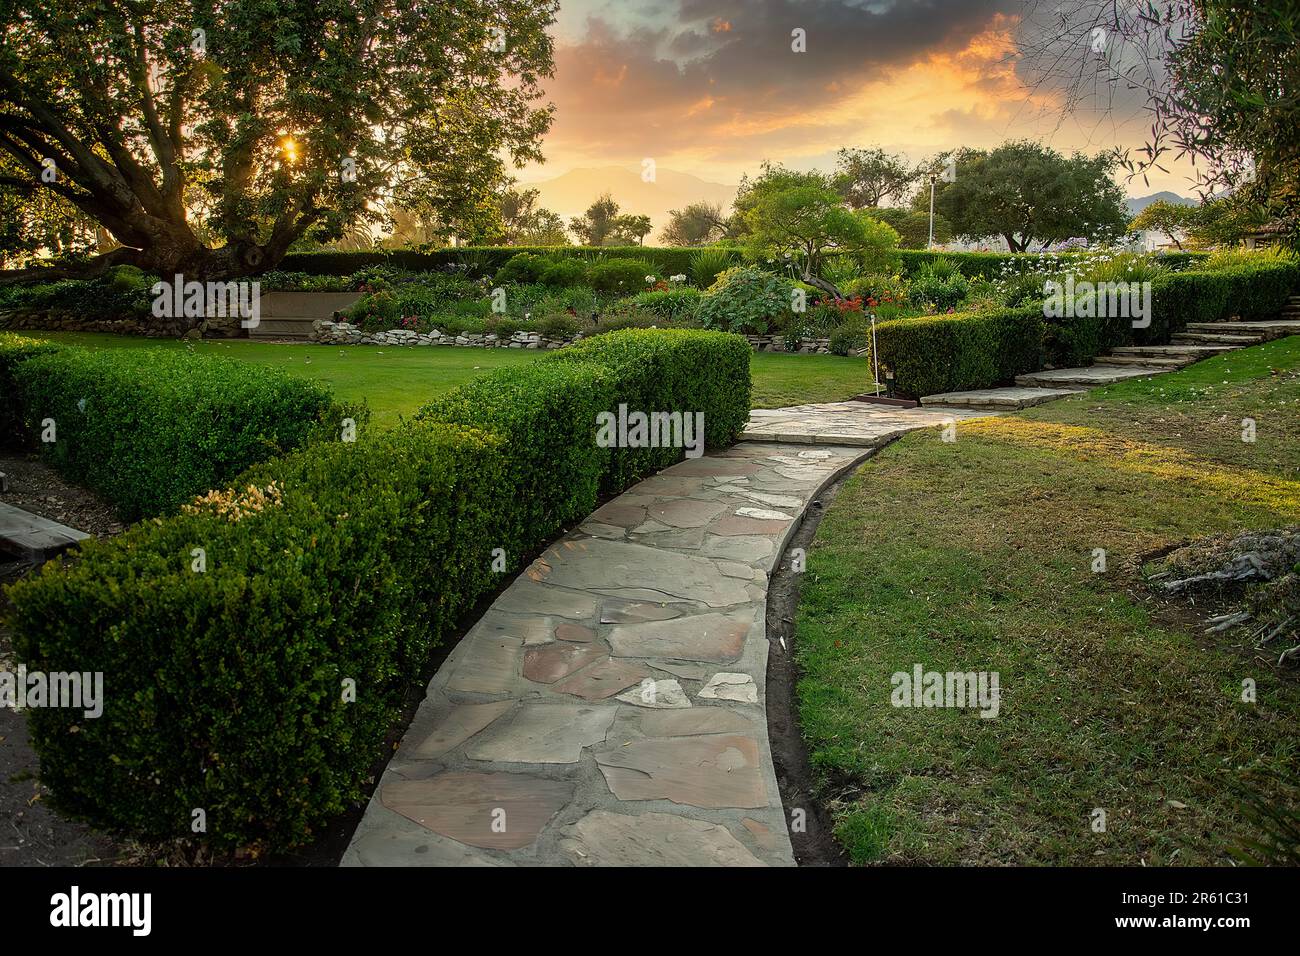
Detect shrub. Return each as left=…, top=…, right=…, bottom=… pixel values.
left=539, top=258, right=589, bottom=287
left=908, top=265, right=970, bottom=312
left=631, top=287, right=702, bottom=322
left=587, top=257, right=655, bottom=293
left=870, top=307, right=1043, bottom=396
left=689, top=247, right=740, bottom=289
left=697, top=266, right=795, bottom=334
left=11, top=348, right=341, bottom=520
left=494, top=252, right=548, bottom=285
left=538, top=312, right=581, bottom=339
left=829, top=316, right=871, bottom=356
left=344, top=290, right=400, bottom=331
left=5, top=331, right=751, bottom=853
left=8, top=421, right=510, bottom=852
left=0, top=333, right=62, bottom=447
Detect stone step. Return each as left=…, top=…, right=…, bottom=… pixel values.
left=1184, top=320, right=1300, bottom=336
left=1015, top=365, right=1167, bottom=388
left=921, top=386, right=1083, bottom=410
left=1110, top=344, right=1237, bottom=358
left=0, top=501, right=90, bottom=562
left=1094, top=354, right=1192, bottom=368
left=1171, top=332, right=1264, bottom=345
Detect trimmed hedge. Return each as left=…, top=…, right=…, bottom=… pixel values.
left=417, top=328, right=750, bottom=551
left=8, top=421, right=509, bottom=850
left=6, top=329, right=751, bottom=852
left=870, top=307, right=1043, bottom=397
left=896, top=248, right=1209, bottom=278
left=874, top=259, right=1300, bottom=396
left=11, top=347, right=340, bottom=520
left=0, top=332, right=62, bottom=447
left=280, top=246, right=745, bottom=280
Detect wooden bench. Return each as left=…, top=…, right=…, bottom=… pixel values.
left=0, top=501, right=90, bottom=562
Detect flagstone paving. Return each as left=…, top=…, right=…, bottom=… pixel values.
left=743, top=401, right=993, bottom=444
left=345, top=402, right=993, bottom=867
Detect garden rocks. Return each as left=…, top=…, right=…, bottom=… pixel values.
left=307, top=318, right=582, bottom=350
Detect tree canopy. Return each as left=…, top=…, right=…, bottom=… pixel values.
left=833, top=146, right=917, bottom=209
left=1129, top=199, right=1198, bottom=249
left=933, top=141, right=1129, bottom=251
left=740, top=166, right=900, bottom=295
left=0, top=1, right=558, bottom=280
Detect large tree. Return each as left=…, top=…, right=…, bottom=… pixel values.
left=659, top=201, right=728, bottom=246
left=0, top=1, right=557, bottom=283
left=934, top=141, right=1128, bottom=251
left=833, top=146, right=917, bottom=209
left=497, top=183, right=566, bottom=245
left=568, top=193, right=620, bottom=245
left=741, top=170, right=900, bottom=296
left=1129, top=199, right=1198, bottom=250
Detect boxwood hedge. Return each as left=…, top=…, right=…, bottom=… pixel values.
left=280, top=246, right=745, bottom=280
left=870, top=307, right=1044, bottom=397
left=0, top=332, right=62, bottom=448
left=11, top=346, right=341, bottom=520
left=6, top=329, right=751, bottom=852
left=874, top=259, right=1300, bottom=396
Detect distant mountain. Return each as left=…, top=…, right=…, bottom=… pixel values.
left=521, top=166, right=738, bottom=240
left=1126, top=191, right=1197, bottom=217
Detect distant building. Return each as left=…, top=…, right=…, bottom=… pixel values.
left=1243, top=222, right=1288, bottom=249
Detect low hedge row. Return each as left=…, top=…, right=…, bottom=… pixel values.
left=896, top=248, right=1209, bottom=278
left=870, top=307, right=1043, bottom=396
left=875, top=258, right=1300, bottom=395
left=10, top=346, right=342, bottom=521
left=0, top=332, right=62, bottom=447
left=6, top=329, right=751, bottom=852
left=280, top=246, right=745, bottom=280
left=416, top=328, right=751, bottom=553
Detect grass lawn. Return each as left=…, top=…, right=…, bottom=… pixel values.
left=30, top=332, right=874, bottom=426
left=795, top=335, right=1300, bottom=865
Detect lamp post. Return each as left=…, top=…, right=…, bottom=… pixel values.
left=927, top=173, right=937, bottom=249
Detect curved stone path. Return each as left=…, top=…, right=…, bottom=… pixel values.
left=343, top=402, right=990, bottom=867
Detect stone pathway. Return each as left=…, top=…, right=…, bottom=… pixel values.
left=345, top=404, right=986, bottom=866
left=742, top=401, right=992, bottom=444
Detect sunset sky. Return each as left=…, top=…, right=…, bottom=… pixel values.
left=520, top=0, right=1198, bottom=202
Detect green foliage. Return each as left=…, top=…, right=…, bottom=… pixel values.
left=689, top=247, right=739, bottom=288
left=8, top=420, right=510, bottom=852
left=742, top=170, right=901, bottom=281
left=11, top=347, right=340, bottom=520
left=0, top=2, right=559, bottom=276
left=7, top=330, right=750, bottom=854
left=586, top=257, right=655, bottom=293
left=829, top=316, right=872, bottom=356
left=538, top=258, right=589, bottom=287
left=697, top=266, right=796, bottom=335
left=933, top=141, right=1130, bottom=251
left=631, top=287, right=702, bottom=322
left=870, top=307, right=1044, bottom=396
left=494, top=252, right=549, bottom=285
left=908, top=259, right=970, bottom=312
left=0, top=332, right=62, bottom=446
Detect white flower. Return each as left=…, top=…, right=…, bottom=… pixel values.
left=645, top=275, right=656, bottom=283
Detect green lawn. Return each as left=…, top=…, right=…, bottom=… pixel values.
left=30, top=332, right=874, bottom=426
left=795, top=335, right=1300, bottom=866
